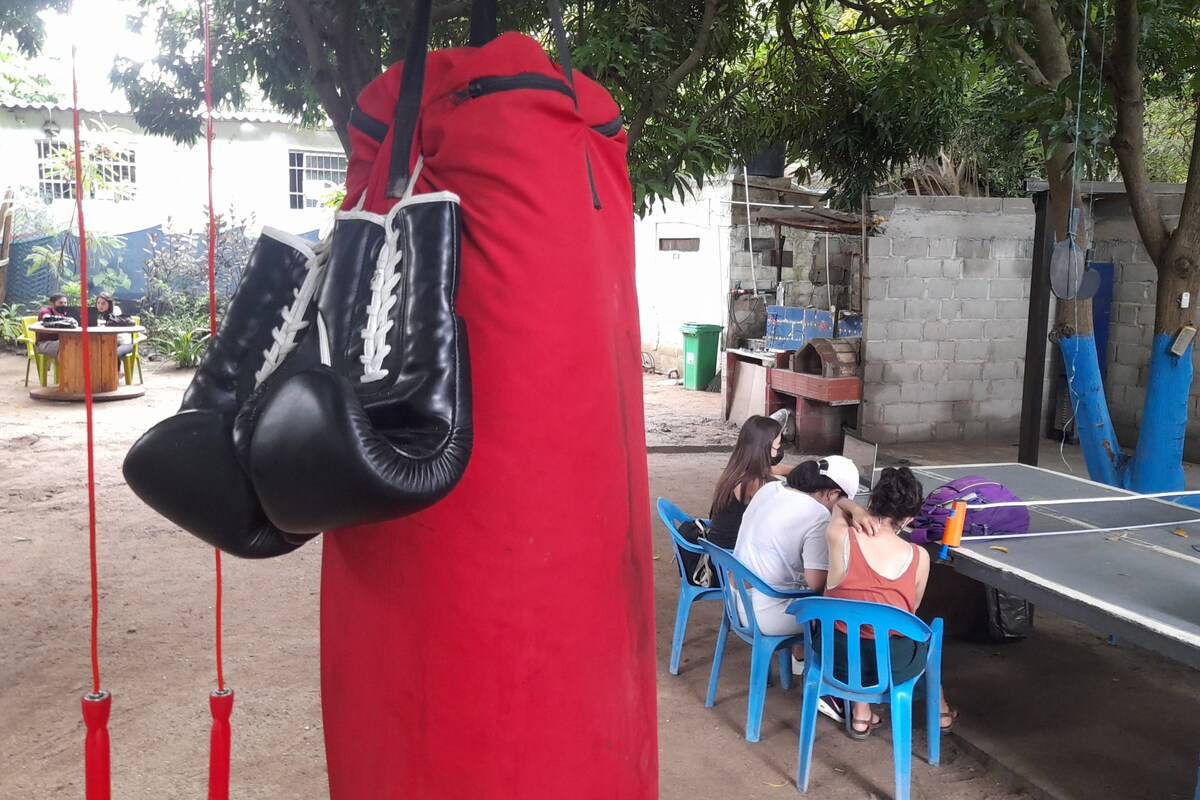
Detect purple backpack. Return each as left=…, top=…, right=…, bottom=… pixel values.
left=909, top=475, right=1031, bottom=544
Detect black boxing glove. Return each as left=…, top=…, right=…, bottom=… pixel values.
left=122, top=229, right=327, bottom=557
left=233, top=192, right=472, bottom=534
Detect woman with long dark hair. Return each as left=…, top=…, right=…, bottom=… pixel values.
left=824, top=466, right=957, bottom=738
left=706, top=415, right=784, bottom=549
left=95, top=292, right=134, bottom=360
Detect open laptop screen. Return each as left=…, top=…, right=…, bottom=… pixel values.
left=841, top=430, right=879, bottom=496
left=66, top=307, right=99, bottom=326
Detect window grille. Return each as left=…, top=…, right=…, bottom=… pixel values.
left=36, top=139, right=137, bottom=201
left=289, top=151, right=347, bottom=209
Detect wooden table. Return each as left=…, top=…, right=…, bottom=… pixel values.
left=28, top=324, right=146, bottom=402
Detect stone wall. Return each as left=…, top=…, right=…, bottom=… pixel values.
left=860, top=195, right=1041, bottom=444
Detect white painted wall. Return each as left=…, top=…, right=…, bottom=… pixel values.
left=633, top=179, right=732, bottom=368
left=0, top=108, right=342, bottom=237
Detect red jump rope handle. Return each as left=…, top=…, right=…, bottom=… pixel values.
left=82, top=691, right=112, bottom=800
left=207, top=688, right=235, bottom=800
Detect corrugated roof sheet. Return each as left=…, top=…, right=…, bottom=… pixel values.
left=2, top=101, right=318, bottom=127
left=754, top=206, right=879, bottom=234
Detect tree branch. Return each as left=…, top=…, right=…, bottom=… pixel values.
left=1060, top=2, right=1107, bottom=74
left=333, top=1, right=376, bottom=106
left=625, top=0, right=719, bottom=146
left=1106, top=0, right=1168, bottom=263
left=838, top=0, right=990, bottom=32
left=282, top=0, right=352, bottom=152
left=1003, top=34, right=1050, bottom=88
left=1168, top=93, right=1200, bottom=261
left=1018, top=0, right=1072, bottom=86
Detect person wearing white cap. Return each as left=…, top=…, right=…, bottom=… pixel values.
left=734, top=454, right=864, bottom=631
left=732, top=454, right=869, bottom=724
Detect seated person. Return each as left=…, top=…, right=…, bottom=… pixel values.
left=36, top=292, right=69, bottom=356
left=823, top=466, right=957, bottom=739
left=706, top=415, right=787, bottom=550
left=733, top=455, right=865, bottom=635
left=95, top=293, right=134, bottom=360
left=733, top=455, right=867, bottom=723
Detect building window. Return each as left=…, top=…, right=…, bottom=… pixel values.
left=37, top=139, right=137, bottom=201
left=659, top=237, right=700, bottom=252
left=289, top=151, right=347, bottom=209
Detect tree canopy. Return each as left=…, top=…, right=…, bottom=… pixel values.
left=0, top=0, right=65, bottom=57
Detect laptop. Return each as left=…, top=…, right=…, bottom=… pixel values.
left=840, top=428, right=879, bottom=498
left=65, top=307, right=99, bottom=326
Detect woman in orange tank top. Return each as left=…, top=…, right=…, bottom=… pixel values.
left=824, top=466, right=958, bottom=739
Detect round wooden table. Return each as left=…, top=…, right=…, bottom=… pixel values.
left=28, top=324, right=146, bottom=402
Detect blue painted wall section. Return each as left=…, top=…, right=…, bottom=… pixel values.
left=1059, top=333, right=1126, bottom=488
left=1129, top=334, right=1192, bottom=502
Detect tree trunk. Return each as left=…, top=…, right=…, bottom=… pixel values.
left=0, top=189, right=12, bottom=306
left=1128, top=237, right=1200, bottom=493
left=1105, top=0, right=1200, bottom=493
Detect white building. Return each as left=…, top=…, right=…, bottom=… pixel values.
left=0, top=102, right=344, bottom=237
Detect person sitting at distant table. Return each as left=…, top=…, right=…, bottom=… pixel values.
left=823, top=466, right=958, bottom=739
left=95, top=292, right=134, bottom=360
left=35, top=292, right=69, bottom=356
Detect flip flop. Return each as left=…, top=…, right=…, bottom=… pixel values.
left=940, top=707, right=959, bottom=732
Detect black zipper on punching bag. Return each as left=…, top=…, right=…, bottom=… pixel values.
left=451, top=73, right=614, bottom=210
left=451, top=73, right=577, bottom=104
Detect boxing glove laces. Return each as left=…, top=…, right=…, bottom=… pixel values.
left=234, top=181, right=472, bottom=535
left=122, top=229, right=328, bottom=557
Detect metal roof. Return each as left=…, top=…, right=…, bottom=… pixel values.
left=2, top=101, right=314, bottom=127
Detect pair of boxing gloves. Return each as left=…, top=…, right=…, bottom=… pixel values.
left=122, top=196, right=472, bottom=558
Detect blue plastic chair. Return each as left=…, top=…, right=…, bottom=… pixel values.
left=786, top=596, right=944, bottom=800
left=701, top=539, right=815, bottom=742
left=656, top=498, right=722, bottom=675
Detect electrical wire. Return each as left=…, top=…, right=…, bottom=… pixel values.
left=1058, top=0, right=1094, bottom=472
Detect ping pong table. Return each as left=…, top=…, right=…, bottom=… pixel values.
left=908, top=462, right=1200, bottom=799
left=908, top=463, right=1200, bottom=669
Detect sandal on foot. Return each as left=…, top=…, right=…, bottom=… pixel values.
left=940, top=707, right=959, bottom=732
left=847, top=714, right=882, bottom=741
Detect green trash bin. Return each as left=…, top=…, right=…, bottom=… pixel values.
left=679, top=323, right=723, bottom=390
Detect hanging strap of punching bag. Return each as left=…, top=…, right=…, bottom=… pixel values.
left=386, top=0, right=577, bottom=200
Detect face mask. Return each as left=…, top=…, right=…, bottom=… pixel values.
left=770, top=448, right=784, bottom=466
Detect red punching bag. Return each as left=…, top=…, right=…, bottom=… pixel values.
left=321, top=27, right=657, bottom=800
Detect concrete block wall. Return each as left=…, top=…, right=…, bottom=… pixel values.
left=798, top=233, right=860, bottom=311
left=860, top=195, right=1038, bottom=444
left=728, top=180, right=863, bottom=320
left=725, top=294, right=771, bottom=349
left=728, top=178, right=816, bottom=299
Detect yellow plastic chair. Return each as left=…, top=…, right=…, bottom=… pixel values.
left=121, top=315, right=144, bottom=385
left=18, top=315, right=59, bottom=387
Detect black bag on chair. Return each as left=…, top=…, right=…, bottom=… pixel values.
left=677, top=518, right=714, bottom=588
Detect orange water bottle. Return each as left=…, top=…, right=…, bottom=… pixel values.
left=937, top=499, right=968, bottom=562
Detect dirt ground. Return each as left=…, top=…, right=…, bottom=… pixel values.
left=0, top=356, right=1145, bottom=799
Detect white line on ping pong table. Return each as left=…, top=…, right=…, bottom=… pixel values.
left=962, top=488, right=1200, bottom=510
left=961, top=516, right=1200, bottom=541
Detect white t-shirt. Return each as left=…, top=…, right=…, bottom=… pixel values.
left=733, top=481, right=831, bottom=592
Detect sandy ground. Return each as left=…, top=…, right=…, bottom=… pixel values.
left=0, top=355, right=1089, bottom=798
